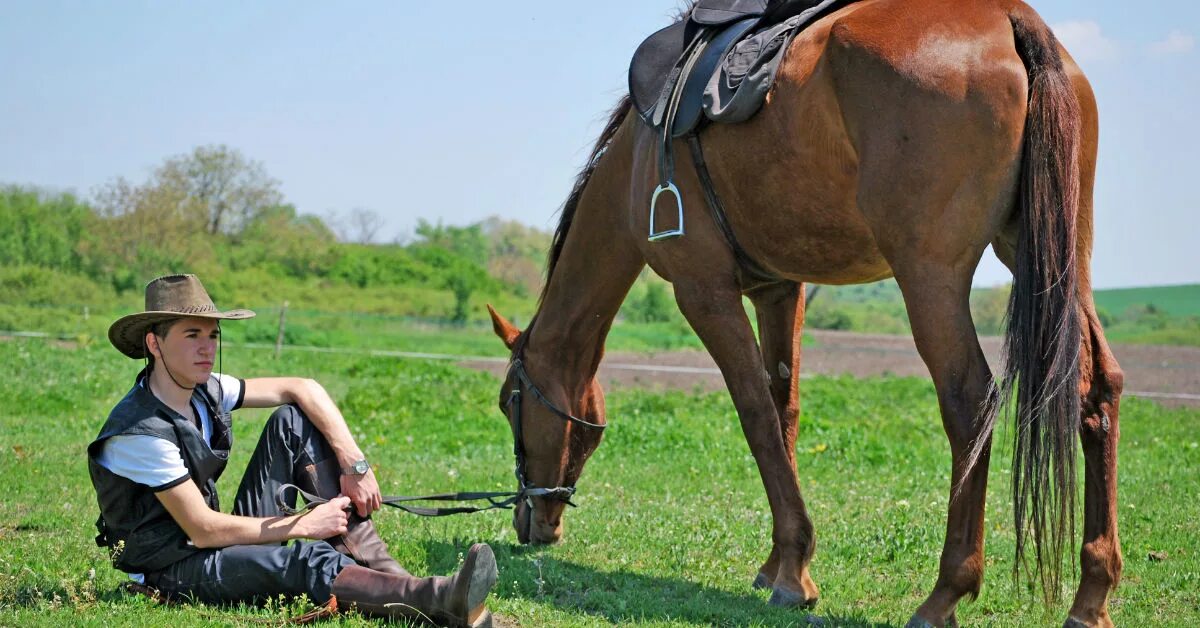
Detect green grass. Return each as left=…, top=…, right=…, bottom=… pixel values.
left=0, top=338, right=1197, bottom=626
left=1094, top=284, right=1200, bottom=318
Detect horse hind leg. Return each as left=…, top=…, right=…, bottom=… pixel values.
left=889, top=262, right=996, bottom=628
left=745, top=281, right=818, bottom=601
left=1065, top=298, right=1123, bottom=628
left=993, top=228, right=1124, bottom=628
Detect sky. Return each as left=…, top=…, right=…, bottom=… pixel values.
left=1, top=1, right=1196, bottom=289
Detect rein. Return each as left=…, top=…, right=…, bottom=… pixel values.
left=274, top=357, right=606, bottom=517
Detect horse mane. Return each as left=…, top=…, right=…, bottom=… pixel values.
left=512, top=95, right=632, bottom=359
left=541, top=95, right=632, bottom=304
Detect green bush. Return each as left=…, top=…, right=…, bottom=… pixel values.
left=0, top=186, right=93, bottom=273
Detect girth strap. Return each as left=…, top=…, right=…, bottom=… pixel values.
left=685, top=132, right=779, bottom=284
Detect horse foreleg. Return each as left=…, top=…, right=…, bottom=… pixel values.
left=673, top=278, right=819, bottom=608
left=1067, top=304, right=1123, bottom=628
left=746, top=281, right=815, bottom=598
left=895, top=265, right=995, bottom=628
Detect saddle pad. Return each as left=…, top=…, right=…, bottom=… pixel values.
left=704, top=0, right=845, bottom=123
left=629, top=20, right=689, bottom=122
left=692, top=0, right=767, bottom=25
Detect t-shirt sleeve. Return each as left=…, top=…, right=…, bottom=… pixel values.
left=95, top=435, right=190, bottom=491
left=213, top=373, right=244, bottom=412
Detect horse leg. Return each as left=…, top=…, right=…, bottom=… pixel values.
left=745, top=281, right=814, bottom=597
left=672, top=278, right=819, bottom=607
left=1061, top=299, right=1123, bottom=627
left=892, top=265, right=995, bottom=628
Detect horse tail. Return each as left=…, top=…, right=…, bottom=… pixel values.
left=1003, top=6, right=1083, bottom=602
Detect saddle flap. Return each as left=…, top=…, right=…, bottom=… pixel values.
left=671, top=17, right=761, bottom=137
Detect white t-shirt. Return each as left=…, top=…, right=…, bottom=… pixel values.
left=96, top=373, right=243, bottom=488
left=95, top=373, right=243, bottom=582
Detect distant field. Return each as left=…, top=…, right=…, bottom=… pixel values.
left=1, top=338, right=1197, bottom=626
left=1093, top=284, right=1200, bottom=318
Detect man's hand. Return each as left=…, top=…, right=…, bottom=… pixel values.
left=340, top=468, right=382, bottom=517
left=296, top=496, right=352, bottom=539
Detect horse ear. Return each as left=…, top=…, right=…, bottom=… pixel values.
left=486, top=304, right=521, bottom=350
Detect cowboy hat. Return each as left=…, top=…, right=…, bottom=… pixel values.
left=108, top=274, right=255, bottom=359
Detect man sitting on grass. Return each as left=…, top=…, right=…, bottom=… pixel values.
left=87, top=274, right=497, bottom=627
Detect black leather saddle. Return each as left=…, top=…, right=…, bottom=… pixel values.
left=625, top=0, right=839, bottom=257
left=629, top=0, right=827, bottom=137
left=630, top=0, right=766, bottom=138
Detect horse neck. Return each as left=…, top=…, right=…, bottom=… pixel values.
left=525, top=162, right=644, bottom=395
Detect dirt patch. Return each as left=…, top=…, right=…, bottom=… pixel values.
left=461, top=330, right=1200, bottom=407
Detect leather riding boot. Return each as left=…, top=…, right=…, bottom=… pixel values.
left=300, top=459, right=408, bottom=575
left=331, top=543, right=498, bottom=628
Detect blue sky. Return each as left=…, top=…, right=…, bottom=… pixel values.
left=1, top=1, right=1195, bottom=289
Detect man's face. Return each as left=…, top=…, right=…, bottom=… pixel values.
left=150, top=317, right=220, bottom=385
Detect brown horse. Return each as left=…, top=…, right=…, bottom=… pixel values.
left=487, top=0, right=1123, bottom=625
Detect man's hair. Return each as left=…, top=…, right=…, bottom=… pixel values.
left=144, top=318, right=182, bottom=371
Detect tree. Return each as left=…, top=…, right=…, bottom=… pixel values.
left=347, top=208, right=386, bottom=244
left=87, top=145, right=285, bottom=289
left=479, top=216, right=551, bottom=296
left=414, top=219, right=488, bottom=267
left=155, top=145, right=282, bottom=236
left=0, top=186, right=92, bottom=272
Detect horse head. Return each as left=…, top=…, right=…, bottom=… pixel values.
left=488, top=305, right=608, bottom=545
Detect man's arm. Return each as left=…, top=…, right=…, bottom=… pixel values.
left=240, top=377, right=382, bottom=517
left=155, top=479, right=350, bottom=549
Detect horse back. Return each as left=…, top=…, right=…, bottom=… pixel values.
left=677, top=0, right=1061, bottom=283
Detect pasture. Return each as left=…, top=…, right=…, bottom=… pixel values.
left=0, top=337, right=1196, bottom=626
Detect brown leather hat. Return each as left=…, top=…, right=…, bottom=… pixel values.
left=108, top=274, right=255, bottom=359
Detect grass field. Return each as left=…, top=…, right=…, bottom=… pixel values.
left=1, top=338, right=1197, bottom=626
left=1093, top=284, right=1200, bottom=319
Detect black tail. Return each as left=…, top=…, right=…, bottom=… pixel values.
left=1001, top=8, right=1083, bottom=602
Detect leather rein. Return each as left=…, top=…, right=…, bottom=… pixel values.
left=275, top=357, right=606, bottom=517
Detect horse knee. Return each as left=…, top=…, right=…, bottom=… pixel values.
left=1080, top=538, right=1122, bottom=590
left=1080, top=367, right=1123, bottom=444
left=938, top=549, right=984, bottom=599
left=938, top=387, right=988, bottom=449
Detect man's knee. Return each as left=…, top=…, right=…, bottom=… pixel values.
left=266, top=404, right=311, bottom=435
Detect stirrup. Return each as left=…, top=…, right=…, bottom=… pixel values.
left=648, top=182, right=684, bottom=241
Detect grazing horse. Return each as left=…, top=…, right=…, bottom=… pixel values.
left=488, top=0, right=1123, bottom=625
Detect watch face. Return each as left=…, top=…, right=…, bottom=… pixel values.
left=354, top=461, right=369, bottom=474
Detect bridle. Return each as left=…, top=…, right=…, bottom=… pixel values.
left=506, top=358, right=607, bottom=509
left=276, top=356, right=607, bottom=517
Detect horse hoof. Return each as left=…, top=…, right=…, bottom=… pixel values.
left=767, top=586, right=816, bottom=609
left=905, top=614, right=956, bottom=628
left=752, top=572, right=772, bottom=590
left=1063, top=618, right=1089, bottom=628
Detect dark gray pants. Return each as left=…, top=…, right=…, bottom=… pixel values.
left=145, top=405, right=357, bottom=604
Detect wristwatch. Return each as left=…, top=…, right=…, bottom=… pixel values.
left=340, top=459, right=370, bottom=475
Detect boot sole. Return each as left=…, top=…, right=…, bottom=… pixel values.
left=464, top=544, right=498, bottom=627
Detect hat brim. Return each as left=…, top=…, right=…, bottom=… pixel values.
left=108, top=309, right=256, bottom=359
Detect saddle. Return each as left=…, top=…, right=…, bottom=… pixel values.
left=626, top=0, right=844, bottom=259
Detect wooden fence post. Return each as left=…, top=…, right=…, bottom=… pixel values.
left=274, top=301, right=288, bottom=359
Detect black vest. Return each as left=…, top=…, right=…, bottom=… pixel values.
left=87, top=370, right=233, bottom=573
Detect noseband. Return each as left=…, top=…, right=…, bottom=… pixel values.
left=506, top=358, right=607, bottom=509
